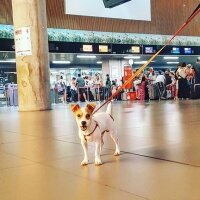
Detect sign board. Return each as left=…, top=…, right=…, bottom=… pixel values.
left=14, top=27, right=32, bottom=57
left=124, top=65, right=133, bottom=89
left=65, top=0, right=151, bottom=21
left=111, top=66, right=119, bottom=78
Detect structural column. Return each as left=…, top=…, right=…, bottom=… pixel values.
left=12, top=0, right=51, bottom=111
left=102, top=59, right=128, bottom=85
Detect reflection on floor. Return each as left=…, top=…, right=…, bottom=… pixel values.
left=1, top=100, right=200, bottom=200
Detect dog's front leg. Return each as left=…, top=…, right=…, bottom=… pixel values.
left=81, top=139, right=89, bottom=166
left=95, top=141, right=102, bottom=166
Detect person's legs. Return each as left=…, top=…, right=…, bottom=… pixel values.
left=79, top=88, right=87, bottom=102
left=63, top=90, right=67, bottom=103
left=160, top=82, right=166, bottom=99
left=83, top=92, right=87, bottom=101
left=71, top=89, right=75, bottom=102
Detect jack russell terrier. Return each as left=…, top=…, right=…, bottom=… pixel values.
left=70, top=102, right=120, bottom=166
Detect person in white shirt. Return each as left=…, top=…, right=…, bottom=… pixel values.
left=147, top=67, right=156, bottom=84
left=70, top=77, right=77, bottom=102
left=155, top=70, right=166, bottom=99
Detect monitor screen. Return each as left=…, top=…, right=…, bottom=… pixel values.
left=184, top=47, right=192, bottom=54
left=99, top=45, right=108, bottom=53
left=145, top=47, right=154, bottom=53
left=172, top=47, right=180, bottom=54
left=131, top=46, right=140, bottom=53
left=83, top=45, right=93, bottom=52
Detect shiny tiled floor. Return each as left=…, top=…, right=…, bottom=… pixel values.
left=1, top=100, right=200, bottom=200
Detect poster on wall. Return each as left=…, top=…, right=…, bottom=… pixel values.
left=111, top=66, right=119, bottom=78
left=14, top=27, right=32, bottom=57
left=65, top=0, right=151, bottom=21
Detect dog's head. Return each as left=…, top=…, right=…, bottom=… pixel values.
left=70, top=103, right=96, bottom=131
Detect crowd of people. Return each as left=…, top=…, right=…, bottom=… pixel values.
left=51, top=59, right=200, bottom=103
left=51, top=73, right=120, bottom=103
left=133, top=59, right=200, bottom=100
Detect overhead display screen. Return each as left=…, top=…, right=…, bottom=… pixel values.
left=144, top=47, right=154, bottom=54
left=65, top=0, right=151, bottom=21
left=184, top=47, right=192, bottom=54
left=83, top=45, right=93, bottom=52
left=131, top=46, right=140, bottom=53
left=99, top=45, right=108, bottom=53
left=172, top=47, right=180, bottom=54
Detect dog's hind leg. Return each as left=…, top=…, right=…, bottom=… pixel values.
left=81, top=139, right=89, bottom=166
left=109, top=130, right=120, bottom=156
left=100, top=135, right=104, bottom=154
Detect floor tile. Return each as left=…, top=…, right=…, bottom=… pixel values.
left=0, top=164, right=145, bottom=200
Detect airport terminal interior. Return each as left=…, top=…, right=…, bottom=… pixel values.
left=0, top=0, right=200, bottom=199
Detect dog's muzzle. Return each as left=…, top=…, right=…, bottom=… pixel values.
left=80, top=126, right=87, bottom=131
left=80, top=121, right=87, bottom=131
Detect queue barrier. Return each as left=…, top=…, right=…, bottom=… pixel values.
left=77, top=85, right=106, bottom=102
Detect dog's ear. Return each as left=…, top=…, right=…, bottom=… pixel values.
left=70, top=103, right=81, bottom=113
left=85, top=103, right=96, bottom=114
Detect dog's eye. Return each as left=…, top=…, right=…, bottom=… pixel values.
left=85, top=114, right=90, bottom=119
left=77, top=114, right=81, bottom=118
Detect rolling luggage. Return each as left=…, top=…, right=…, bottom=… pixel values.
left=148, top=84, right=159, bottom=100
left=88, top=90, right=94, bottom=101
left=190, top=84, right=200, bottom=99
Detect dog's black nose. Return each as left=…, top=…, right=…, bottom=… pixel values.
left=81, top=121, right=86, bottom=126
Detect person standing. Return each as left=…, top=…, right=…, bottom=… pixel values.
left=176, top=62, right=189, bottom=99
left=76, top=74, right=87, bottom=102
left=70, top=77, right=77, bottom=102
left=194, top=58, right=200, bottom=83
left=105, top=74, right=111, bottom=99
left=155, top=70, right=166, bottom=99
left=58, top=76, right=67, bottom=103
left=93, top=74, right=103, bottom=101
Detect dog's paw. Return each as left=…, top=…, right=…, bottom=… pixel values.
left=95, top=158, right=102, bottom=166
left=81, top=159, right=88, bottom=166
left=114, top=151, right=120, bottom=156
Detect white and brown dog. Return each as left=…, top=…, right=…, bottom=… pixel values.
left=70, top=102, right=120, bottom=166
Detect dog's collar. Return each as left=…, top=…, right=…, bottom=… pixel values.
left=83, top=121, right=99, bottom=140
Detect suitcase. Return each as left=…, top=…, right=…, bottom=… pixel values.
left=148, top=84, right=159, bottom=100
left=88, top=90, right=94, bottom=101
left=190, top=84, right=200, bottom=99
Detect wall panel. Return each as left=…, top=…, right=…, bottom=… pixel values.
left=0, top=0, right=199, bottom=36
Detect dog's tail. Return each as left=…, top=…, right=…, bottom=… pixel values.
left=106, top=102, right=112, bottom=115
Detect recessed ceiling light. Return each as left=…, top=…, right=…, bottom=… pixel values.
left=52, top=61, right=71, bottom=64
left=133, top=61, right=147, bottom=64
left=133, top=60, right=155, bottom=64
left=124, top=56, right=141, bottom=59
left=96, top=61, right=102, bottom=64
left=77, top=55, right=96, bottom=59
left=166, top=62, right=179, bottom=64
left=0, top=59, right=16, bottom=63
left=164, top=56, right=179, bottom=60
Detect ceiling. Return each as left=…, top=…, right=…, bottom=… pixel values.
left=0, top=51, right=199, bottom=69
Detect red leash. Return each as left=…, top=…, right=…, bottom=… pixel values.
left=93, top=3, right=200, bottom=114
